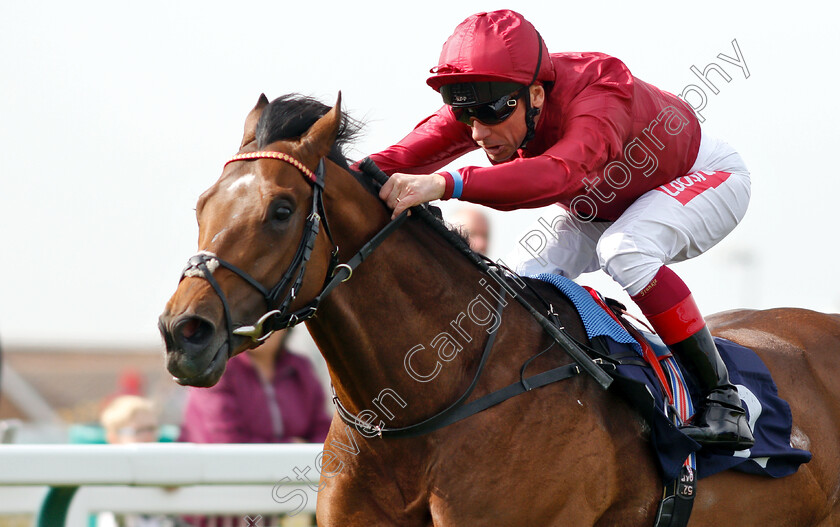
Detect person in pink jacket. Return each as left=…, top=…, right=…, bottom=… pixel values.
left=179, top=328, right=332, bottom=444
left=373, top=10, right=754, bottom=450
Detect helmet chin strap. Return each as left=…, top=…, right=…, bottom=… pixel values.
left=519, top=30, right=544, bottom=150
left=519, top=97, right=541, bottom=149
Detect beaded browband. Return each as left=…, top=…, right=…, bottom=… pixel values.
left=225, top=151, right=317, bottom=182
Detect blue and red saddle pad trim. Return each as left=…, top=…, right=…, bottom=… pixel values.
left=533, top=273, right=811, bottom=482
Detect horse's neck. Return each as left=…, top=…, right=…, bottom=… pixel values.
left=306, top=172, right=495, bottom=423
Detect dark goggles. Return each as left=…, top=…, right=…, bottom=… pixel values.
left=450, top=86, right=528, bottom=126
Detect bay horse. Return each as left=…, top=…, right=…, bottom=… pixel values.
left=159, top=93, right=840, bottom=526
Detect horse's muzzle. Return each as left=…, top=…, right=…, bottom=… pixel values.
left=158, top=312, right=228, bottom=387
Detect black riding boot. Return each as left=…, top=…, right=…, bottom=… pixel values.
left=671, top=326, right=755, bottom=450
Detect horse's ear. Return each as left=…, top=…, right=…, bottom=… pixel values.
left=240, top=94, right=270, bottom=148
left=298, top=92, right=342, bottom=161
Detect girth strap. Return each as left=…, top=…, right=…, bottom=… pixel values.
left=654, top=465, right=696, bottom=527
left=414, top=361, right=591, bottom=435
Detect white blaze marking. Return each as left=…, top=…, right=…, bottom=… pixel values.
left=227, top=173, right=256, bottom=192
left=211, top=228, right=227, bottom=244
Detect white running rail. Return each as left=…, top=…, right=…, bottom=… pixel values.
left=0, top=443, right=325, bottom=526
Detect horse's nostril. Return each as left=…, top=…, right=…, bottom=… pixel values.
left=173, top=316, right=215, bottom=350
left=181, top=318, right=201, bottom=340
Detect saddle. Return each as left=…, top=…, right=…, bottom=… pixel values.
left=530, top=273, right=812, bottom=527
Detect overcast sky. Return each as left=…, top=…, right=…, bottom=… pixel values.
left=1, top=1, right=838, bottom=347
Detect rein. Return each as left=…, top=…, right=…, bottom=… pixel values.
left=181, top=148, right=613, bottom=439
left=358, top=158, right=613, bottom=389
left=329, top=159, right=614, bottom=439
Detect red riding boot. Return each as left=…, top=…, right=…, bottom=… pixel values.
left=632, top=267, right=755, bottom=451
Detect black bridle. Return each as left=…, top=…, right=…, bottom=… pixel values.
left=180, top=150, right=613, bottom=439
left=179, top=151, right=408, bottom=353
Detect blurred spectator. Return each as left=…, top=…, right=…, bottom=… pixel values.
left=449, top=206, right=491, bottom=254
left=98, top=396, right=188, bottom=527
left=116, top=368, right=145, bottom=397
left=179, top=328, right=332, bottom=444
left=178, top=329, right=331, bottom=527
left=101, top=395, right=159, bottom=444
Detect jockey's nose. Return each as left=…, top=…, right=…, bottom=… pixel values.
left=470, top=120, right=492, bottom=142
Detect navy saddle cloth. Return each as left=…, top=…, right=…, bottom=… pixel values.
left=533, top=273, right=812, bottom=481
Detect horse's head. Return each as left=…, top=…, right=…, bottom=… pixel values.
left=159, top=93, right=353, bottom=387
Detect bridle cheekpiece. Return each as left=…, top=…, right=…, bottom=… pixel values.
left=179, top=151, right=408, bottom=357
left=180, top=151, right=336, bottom=352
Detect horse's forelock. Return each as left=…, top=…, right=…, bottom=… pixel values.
left=255, top=94, right=361, bottom=170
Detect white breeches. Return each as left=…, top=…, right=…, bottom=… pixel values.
left=511, top=132, right=751, bottom=296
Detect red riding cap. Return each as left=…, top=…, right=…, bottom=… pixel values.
left=426, top=10, right=555, bottom=91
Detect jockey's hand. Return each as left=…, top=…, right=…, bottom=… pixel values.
left=379, top=172, right=446, bottom=220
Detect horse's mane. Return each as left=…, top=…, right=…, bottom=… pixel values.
left=257, top=93, right=473, bottom=249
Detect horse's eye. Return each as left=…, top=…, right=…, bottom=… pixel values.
left=273, top=206, right=292, bottom=222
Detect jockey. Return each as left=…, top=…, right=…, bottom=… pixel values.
left=372, top=10, right=755, bottom=450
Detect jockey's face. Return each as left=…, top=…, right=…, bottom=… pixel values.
left=469, top=85, right=544, bottom=163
